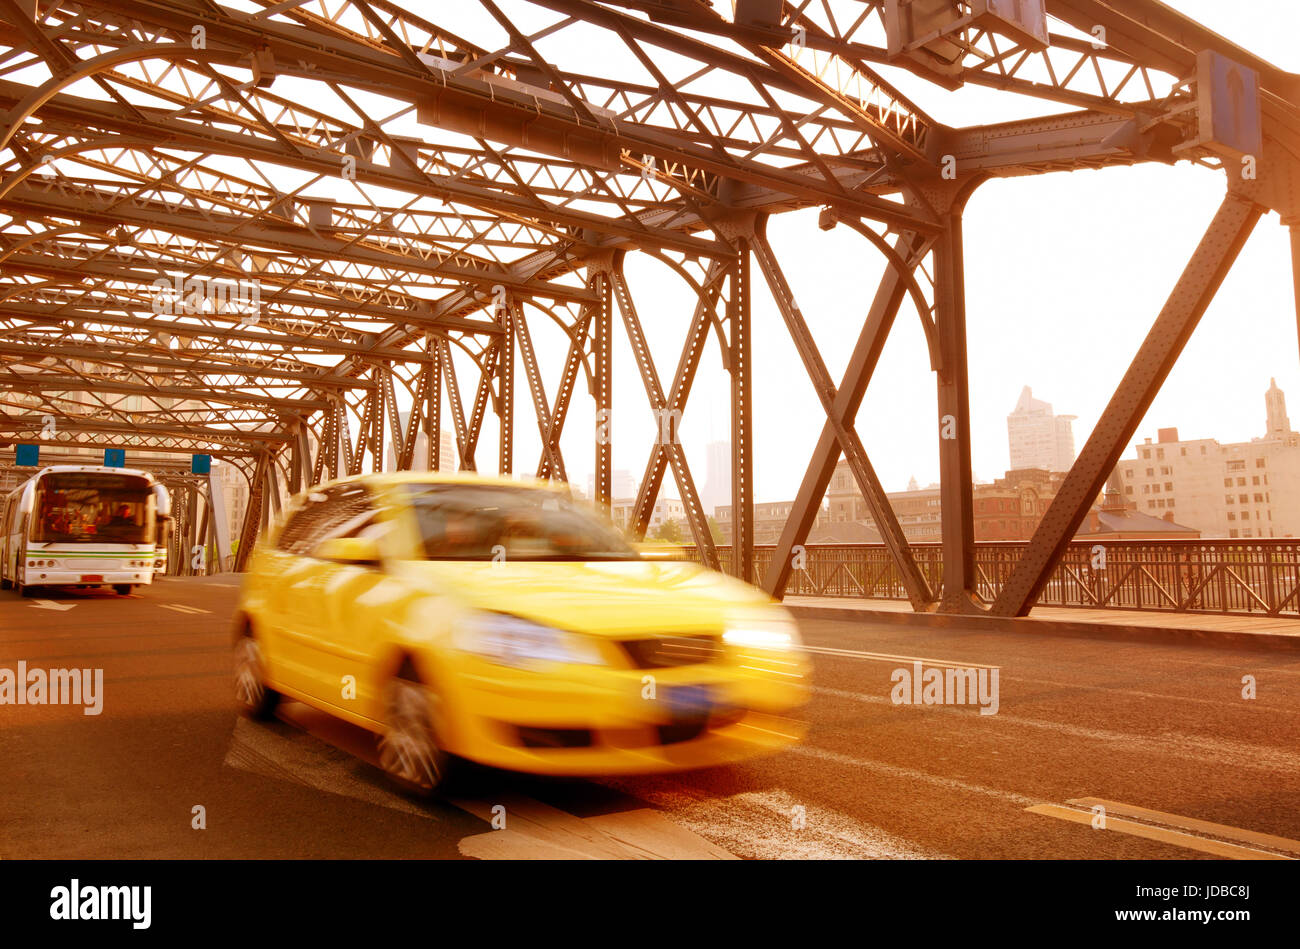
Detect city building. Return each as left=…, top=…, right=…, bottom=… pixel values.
left=1110, top=379, right=1300, bottom=539
left=700, top=439, right=731, bottom=521
left=397, top=411, right=457, bottom=472
left=1007, top=386, right=1076, bottom=472
left=587, top=469, right=636, bottom=502
left=610, top=495, right=686, bottom=535
left=825, top=464, right=942, bottom=541
left=715, top=499, right=829, bottom=544
left=972, top=468, right=1065, bottom=541
left=439, top=429, right=456, bottom=472
left=1077, top=475, right=1200, bottom=540
left=820, top=461, right=1197, bottom=543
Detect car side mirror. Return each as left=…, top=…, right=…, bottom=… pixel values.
left=313, top=536, right=382, bottom=565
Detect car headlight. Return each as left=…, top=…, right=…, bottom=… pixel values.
left=452, top=612, right=605, bottom=668
left=723, top=612, right=802, bottom=651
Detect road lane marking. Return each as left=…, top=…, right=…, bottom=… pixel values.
left=1067, top=797, right=1300, bottom=856
left=786, top=743, right=1042, bottom=808
left=29, top=600, right=75, bottom=611
left=159, top=603, right=211, bottom=614
left=810, top=684, right=1300, bottom=774
left=600, top=779, right=946, bottom=859
left=454, top=794, right=736, bottom=860
left=1026, top=803, right=1295, bottom=860
left=1001, top=674, right=1300, bottom=715
left=802, top=643, right=999, bottom=669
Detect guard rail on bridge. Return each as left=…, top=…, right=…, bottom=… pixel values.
left=668, top=541, right=1300, bottom=618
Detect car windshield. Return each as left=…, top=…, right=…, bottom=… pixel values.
left=403, top=484, right=639, bottom=562
left=31, top=472, right=154, bottom=544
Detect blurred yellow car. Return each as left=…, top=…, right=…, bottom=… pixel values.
left=232, top=473, right=808, bottom=794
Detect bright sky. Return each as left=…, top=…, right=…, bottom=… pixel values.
left=484, top=1, right=1300, bottom=508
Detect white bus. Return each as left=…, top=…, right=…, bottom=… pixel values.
left=0, top=465, right=161, bottom=597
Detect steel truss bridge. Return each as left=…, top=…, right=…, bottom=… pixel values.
left=1, top=0, right=1298, bottom=616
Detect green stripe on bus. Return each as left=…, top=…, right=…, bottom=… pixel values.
left=25, top=551, right=155, bottom=558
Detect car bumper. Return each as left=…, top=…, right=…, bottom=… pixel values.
left=435, top=652, right=810, bottom=776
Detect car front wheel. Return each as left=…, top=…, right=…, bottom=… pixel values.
left=234, top=634, right=279, bottom=719
left=377, top=667, right=451, bottom=797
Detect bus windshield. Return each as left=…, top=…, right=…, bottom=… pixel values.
left=31, top=472, right=155, bottom=545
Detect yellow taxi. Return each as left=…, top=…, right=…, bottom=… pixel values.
left=232, top=472, right=808, bottom=794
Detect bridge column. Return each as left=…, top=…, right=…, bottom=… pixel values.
left=181, top=486, right=199, bottom=577
left=234, top=454, right=268, bottom=572
left=728, top=242, right=753, bottom=582
left=497, top=298, right=515, bottom=476
left=591, top=269, right=612, bottom=511
left=426, top=336, right=443, bottom=472
left=934, top=208, right=980, bottom=613
left=290, top=424, right=311, bottom=494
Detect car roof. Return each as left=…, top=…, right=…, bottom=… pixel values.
left=302, top=470, right=571, bottom=497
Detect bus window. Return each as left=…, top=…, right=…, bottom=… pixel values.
left=32, top=473, right=154, bottom=545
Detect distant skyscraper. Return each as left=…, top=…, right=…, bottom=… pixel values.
left=399, top=410, right=457, bottom=472
left=437, top=429, right=456, bottom=471
left=702, top=439, right=731, bottom=518
left=1008, top=386, right=1076, bottom=472
left=587, top=469, right=636, bottom=501
left=1266, top=377, right=1292, bottom=435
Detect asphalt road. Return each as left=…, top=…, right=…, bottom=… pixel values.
left=3, top=575, right=1298, bottom=859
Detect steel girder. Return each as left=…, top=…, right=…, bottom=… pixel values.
left=0, top=0, right=1295, bottom=583
left=990, top=188, right=1266, bottom=616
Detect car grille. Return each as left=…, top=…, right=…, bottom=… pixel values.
left=619, top=634, right=723, bottom=669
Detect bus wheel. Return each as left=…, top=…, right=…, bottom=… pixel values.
left=0, top=575, right=10, bottom=590
left=113, top=584, right=132, bottom=596
left=19, top=583, right=39, bottom=598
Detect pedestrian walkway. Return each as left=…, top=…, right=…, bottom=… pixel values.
left=785, top=596, right=1300, bottom=653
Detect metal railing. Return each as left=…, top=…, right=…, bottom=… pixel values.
left=668, top=541, right=1300, bottom=617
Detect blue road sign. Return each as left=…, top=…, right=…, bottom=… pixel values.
left=104, top=448, right=125, bottom=467
left=191, top=454, right=212, bottom=475
left=15, top=444, right=38, bottom=467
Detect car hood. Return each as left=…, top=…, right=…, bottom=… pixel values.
left=388, top=558, right=776, bottom=634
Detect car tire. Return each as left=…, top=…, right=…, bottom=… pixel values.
left=233, top=633, right=280, bottom=720
left=377, top=662, right=453, bottom=798
left=113, top=584, right=132, bottom=596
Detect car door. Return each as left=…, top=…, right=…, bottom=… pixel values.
left=308, top=514, right=398, bottom=722
left=251, top=491, right=331, bottom=696
left=279, top=483, right=384, bottom=707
